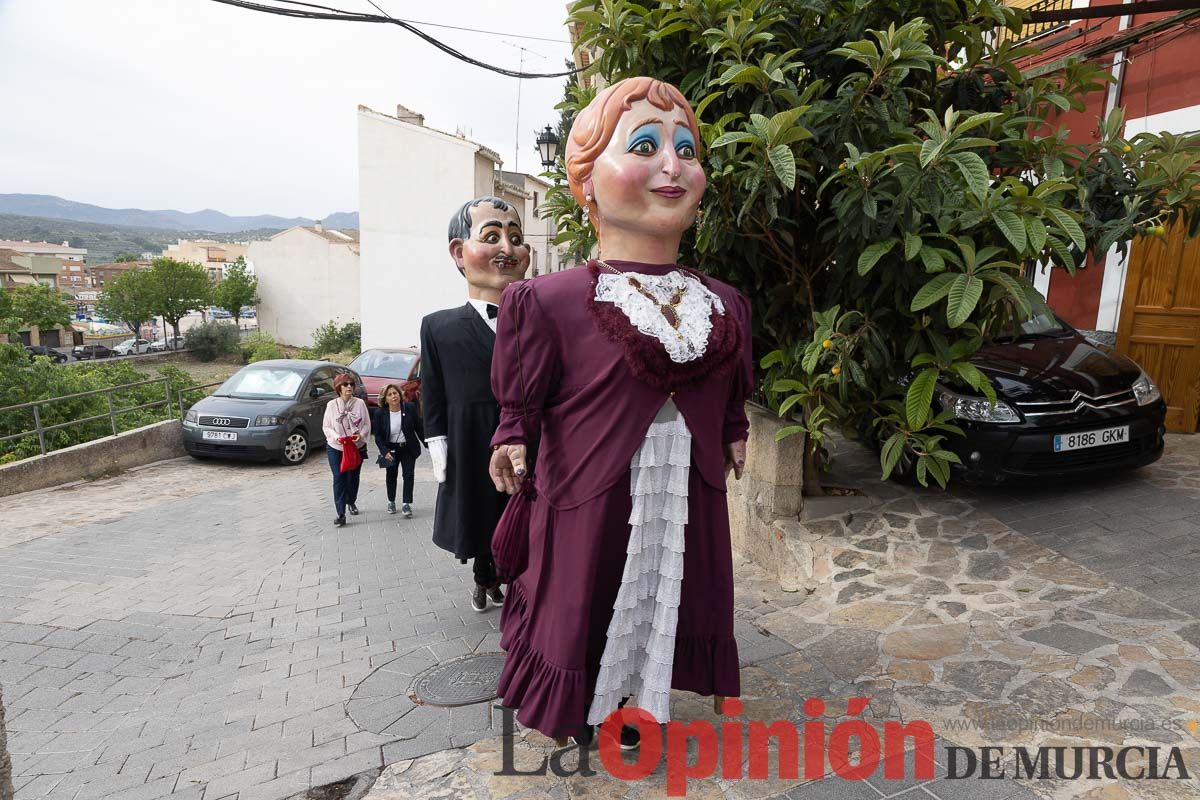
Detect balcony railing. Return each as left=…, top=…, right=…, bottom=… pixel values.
left=995, top=0, right=1073, bottom=47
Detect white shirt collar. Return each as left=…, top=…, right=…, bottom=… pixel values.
left=467, top=298, right=498, bottom=332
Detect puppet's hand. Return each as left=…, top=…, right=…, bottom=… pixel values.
left=724, top=440, right=747, bottom=481
left=489, top=444, right=527, bottom=495
left=428, top=438, right=448, bottom=483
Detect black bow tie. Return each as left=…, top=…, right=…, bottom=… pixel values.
left=486, top=303, right=499, bottom=319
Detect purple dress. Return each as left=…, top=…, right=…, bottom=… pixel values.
left=489, top=259, right=753, bottom=739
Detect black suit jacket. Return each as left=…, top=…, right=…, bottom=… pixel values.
left=419, top=302, right=509, bottom=560
left=372, top=401, right=423, bottom=459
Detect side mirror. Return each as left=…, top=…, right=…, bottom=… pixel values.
left=311, top=386, right=328, bottom=398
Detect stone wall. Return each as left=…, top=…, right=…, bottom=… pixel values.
left=0, top=419, right=184, bottom=499
left=727, top=404, right=835, bottom=592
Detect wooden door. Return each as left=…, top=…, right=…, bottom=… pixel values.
left=1116, top=224, right=1200, bottom=432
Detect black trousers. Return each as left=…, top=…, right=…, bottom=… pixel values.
left=383, top=443, right=416, bottom=504
left=327, top=445, right=366, bottom=517
left=463, top=551, right=496, bottom=588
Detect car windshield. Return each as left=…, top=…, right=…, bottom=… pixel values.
left=995, top=310, right=1072, bottom=342
left=350, top=350, right=416, bottom=380
left=215, top=367, right=306, bottom=399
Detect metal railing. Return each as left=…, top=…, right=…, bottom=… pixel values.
left=0, top=377, right=173, bottom=456
left=995, top=0, right=1072, bottom=47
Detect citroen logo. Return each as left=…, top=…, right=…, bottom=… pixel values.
left=212, top=417, right=232, bottom=426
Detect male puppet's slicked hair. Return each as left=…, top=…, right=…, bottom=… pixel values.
left=447, top=196, right=517, bottom=242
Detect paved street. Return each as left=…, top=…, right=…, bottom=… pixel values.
left=1, top=436, right=1200, bottom=799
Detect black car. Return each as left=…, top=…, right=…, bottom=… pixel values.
left=888, top=311, right=1166, bottom=484
left=72, top=344, right=113, bottom=360
left=25, top=345, right=68, bottom=364
left=182, top=360, right=367, bottom=464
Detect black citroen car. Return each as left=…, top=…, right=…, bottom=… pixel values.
left=891, top=310, right=1167, bottom=484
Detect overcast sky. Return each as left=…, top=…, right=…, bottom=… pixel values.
left=0, top=0, right=574, bottom=218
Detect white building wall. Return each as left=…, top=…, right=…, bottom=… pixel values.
left=358, top=108, right=499, bottom=350
left=248, top=228, right=360, bottom=347
left=1095, top=102, right=1200, bottom=331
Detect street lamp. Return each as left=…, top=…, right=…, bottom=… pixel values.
left=535, top=125, right=560, bottom=170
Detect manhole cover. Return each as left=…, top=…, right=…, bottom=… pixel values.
left=408, top=652, right=505, bottom=707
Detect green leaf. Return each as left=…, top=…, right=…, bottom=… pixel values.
left=709, top=131, right=756, bottom=148
left=948, top=152, right=990, bottom=200
left=768, top=145, right=797, bottom=190
left=904, top=233, right=922, bottom=261
left=767, top=107, right=806, bottom=145
left=846, top=359, right=868, bottom=387
left=856, top=240, right=897, bottom=276
left=880, top=431, right=905, bottom=480
left=946, top=274, right=984, bottom=327
left=759, top=350, right=784, bottom=369
left=1026, top=217, right=1048, bottom=253
left=774, top=425, right=806, bottom=441
left=919, top=246, right=946, bottom=273
left=985, top=269, right=1032, bottom=316
left=1047, top=207, right=1086, bottom=250
left=910, top=272, right=956, bottom=311
left=948, top=362, right=996, bottom=404
left=919, top=138, right=939, bottom=168
left=801, top=341, right=822, bottom=373
left=905, top=368, right=939, bottom=429
left=993, top=209, right=1027, bottom=252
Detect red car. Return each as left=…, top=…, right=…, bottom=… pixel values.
left=348, top=347, right=421, bottom=409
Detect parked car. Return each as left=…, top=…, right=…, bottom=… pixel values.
left=24, top=345, right=68, bottom=364
left=878, top=311, right=1166, bottom=484
left=112, top=338, right=152, bottom=356
left=182, top=360, right=367, bottom=465
left=348, top=347, right=421, bottom=409
left=209, top=308, right=233, bottom=319
left=148, top=336, right=186, bottom=352
left=72, top=343, right=113, bottom=360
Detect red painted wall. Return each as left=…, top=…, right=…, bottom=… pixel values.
left=1017, top=12, right=1200, bottom=329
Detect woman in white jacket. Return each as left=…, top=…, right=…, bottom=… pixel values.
left=323, top=373, right=371, bottom=527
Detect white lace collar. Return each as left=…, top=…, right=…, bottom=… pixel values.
left=594, top=269, right=725, bottom=364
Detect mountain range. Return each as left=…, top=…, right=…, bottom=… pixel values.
left=0, top=194, right=358, bottom=234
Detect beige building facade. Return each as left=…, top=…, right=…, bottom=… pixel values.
left=162, top=239, right=249, bottom=281
left=246, top=226, right=360, bottom=347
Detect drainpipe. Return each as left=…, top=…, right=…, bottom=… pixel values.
left=1096, top=1, right=1135, bottom=333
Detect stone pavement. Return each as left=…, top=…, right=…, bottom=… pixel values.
left=2, top=436, right=1200, bottom=800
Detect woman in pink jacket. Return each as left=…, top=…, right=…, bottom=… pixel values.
left=322, top=372, right=371, bottom=527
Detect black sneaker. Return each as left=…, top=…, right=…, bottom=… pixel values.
left=487, top=584, right=504, bottom=607
left=471, top=584, right=487, bottom=612
left=569, top=723, right=595, bottom=749
left=347, top=503, right=359, bottom=515
left=333, top=516, right=346, bottom=528
left=401, top=503, right=412, bottom=518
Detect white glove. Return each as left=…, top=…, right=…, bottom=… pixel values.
left=428, top=438, right=448, bottom=483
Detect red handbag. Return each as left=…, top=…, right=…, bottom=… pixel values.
left=338, top=436, right=362, bottom=472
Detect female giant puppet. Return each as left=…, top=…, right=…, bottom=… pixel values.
left=487, top=76, right=753, bottom=743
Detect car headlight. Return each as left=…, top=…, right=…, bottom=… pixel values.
left=255, top=415, right=284, bottom=426
left=938, top=388, right=1021, bottom=424
left=184, top=409, right=198, bottom=426
left=1132, top=372, right=1161, bottom=406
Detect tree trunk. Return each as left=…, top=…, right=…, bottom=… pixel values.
left=1, top=684, right=14, bottom=800
left=802, top=434, right=826, bottom=496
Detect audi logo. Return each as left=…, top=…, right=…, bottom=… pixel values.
left=212, top=417, right=232, bottom=426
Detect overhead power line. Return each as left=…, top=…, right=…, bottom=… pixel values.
left=205, top=0, right=578, bottom=79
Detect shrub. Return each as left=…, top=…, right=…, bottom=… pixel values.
left=239, top=331, right=283, bottom=363
left=311, top=321, right=361, bottom=357
left=185, top=321, right=239, bottom=362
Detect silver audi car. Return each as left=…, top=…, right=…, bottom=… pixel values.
left=182, top=360, right=366, bottom=465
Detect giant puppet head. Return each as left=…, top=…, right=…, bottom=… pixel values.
left=447, top=196, right=531, bottom=295
left=565, top=77, right=706, bottom=249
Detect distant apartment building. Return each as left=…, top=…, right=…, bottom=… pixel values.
left=357, top=103, right=563, bottom=349
left=0, top=240, right=87, bottom=263
left=0, top=249, right=37, bottom=287
left=57, top=261, right=91, bottom=292
left=162, top=239, right=249, bottom=282
left=90, top=261, right=147, bottom=289
left=246, top=224, right=359, bottom=347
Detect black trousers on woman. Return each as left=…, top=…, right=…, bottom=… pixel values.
left=327, top=445, right=366, bottom=517
left=383, top=443, right=416, bottom=504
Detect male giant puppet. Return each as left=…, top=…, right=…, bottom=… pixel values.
left=420, top=197, right=530, bottom=613
left=486, top=77, right=754, bottom=748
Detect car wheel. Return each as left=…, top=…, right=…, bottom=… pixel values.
left=280, top=429, right=309, bottom=465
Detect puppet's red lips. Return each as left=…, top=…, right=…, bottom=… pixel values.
left=651, top=186, right=686, bottom=198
